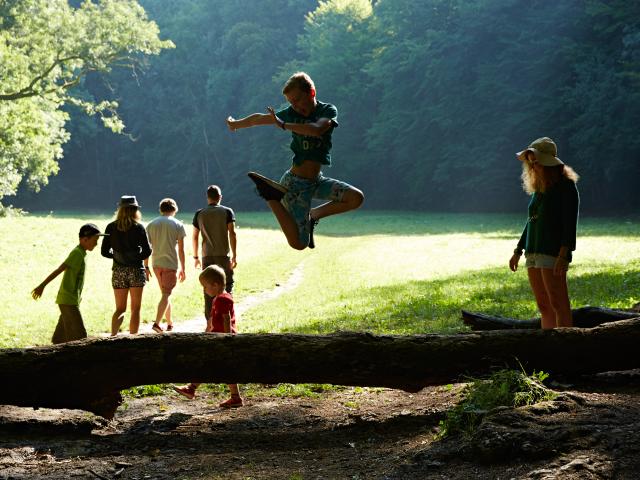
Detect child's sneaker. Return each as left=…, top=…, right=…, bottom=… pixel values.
left=219, top=396, right=243, bottom=408
left=308, top=216, right=319, bottom=249
left=151, top=323, right=163, bottom=333
left=248, top=172, right=287, bottom=202
left=173, top=385, right=196, bottom=400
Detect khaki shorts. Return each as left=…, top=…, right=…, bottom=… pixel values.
left=153, top=266, right=177, bottom=294
left=525, top=253, right=569, bottom=270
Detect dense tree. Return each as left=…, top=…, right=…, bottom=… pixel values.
left=10, top=0, right=640, bottom=214
left=0, top=0, right=173, bottom=202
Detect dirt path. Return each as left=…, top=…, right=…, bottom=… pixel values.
left=143, top=260, right=306, bottom=334
left=1, top=382, right=640, bottom=479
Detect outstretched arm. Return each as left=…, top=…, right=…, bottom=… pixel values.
left=227, top=113, right=275, bottom=131
left=32, top=263, right=66, bottom=299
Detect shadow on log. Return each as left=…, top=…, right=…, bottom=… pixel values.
left=462, top=306, right=639, bottom=330
left=2, top=318, right=640, bottom=418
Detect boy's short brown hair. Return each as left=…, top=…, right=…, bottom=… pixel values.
left=159, top=198, right=178, bottom=213
left=283, top=72, right=315, bottom=95
left=207, top=185, right=222, bottom=201
left=199, top=265, right=226, bottom=287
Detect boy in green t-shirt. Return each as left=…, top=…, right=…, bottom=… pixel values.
left=226, top=71, right=364, bottom=250
left=32, top=223, right=106, bottom=344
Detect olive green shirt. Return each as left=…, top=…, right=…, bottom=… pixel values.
left=56, top=245, right=86, bottom=306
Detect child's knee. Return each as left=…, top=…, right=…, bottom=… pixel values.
left=288, top=239, right=307, bottom=251
left=345, top=188, right=364, bottom=209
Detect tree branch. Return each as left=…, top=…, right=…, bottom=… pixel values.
left=0, top=55, right=85, bottom=101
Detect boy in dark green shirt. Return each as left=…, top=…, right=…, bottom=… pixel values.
left=32, top=223, right=106, bottom=344
left=226, top=72, right=364, bottom=250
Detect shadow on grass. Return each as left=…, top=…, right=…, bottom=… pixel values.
left=26, top=211, right=640, bottom=238
left=281, top=265, right=640, bottom=335
left=238, top=210, right=640, bottom=239
left=239, top=211, right=525, bottom=237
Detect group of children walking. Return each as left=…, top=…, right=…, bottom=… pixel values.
left=30, top=71, right=581, bottom=411
left=31, top=193, right=242, bottom=408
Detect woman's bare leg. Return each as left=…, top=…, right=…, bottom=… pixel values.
left=112, top=289, right=128, bottom=336
left=128, top=287, right=144, bottom=334
left=541, top=268, right=572, bottom=328
left=527, top=268, right=556, bottom=329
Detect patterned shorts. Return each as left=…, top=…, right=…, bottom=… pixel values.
left=279, top=170, right=353, bottom=246
left=112, top=264, right=146, bottom=289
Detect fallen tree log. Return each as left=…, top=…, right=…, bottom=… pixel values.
left=462, top=306, right=638, bottom=330
left=2, top=318, right=640, bottom=419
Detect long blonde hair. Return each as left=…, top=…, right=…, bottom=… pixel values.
left=521, top=164, right=579, bottom=194
left=115, top=205, right=141, bottom=232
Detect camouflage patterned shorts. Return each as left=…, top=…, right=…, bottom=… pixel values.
left=279, top=170, right=352, bottom=247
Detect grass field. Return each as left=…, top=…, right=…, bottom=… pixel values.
left=1, top=211, right=639, bottom=348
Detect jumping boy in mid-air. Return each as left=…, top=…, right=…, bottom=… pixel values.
left=226, top=71, right=364, bottom=250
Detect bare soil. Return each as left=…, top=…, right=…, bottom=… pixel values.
left=1, top=375, right=640, bottom=480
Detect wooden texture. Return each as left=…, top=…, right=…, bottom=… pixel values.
left=2, top=319, right=639, bottom=418
left=462, top=306, right=639, bottom=330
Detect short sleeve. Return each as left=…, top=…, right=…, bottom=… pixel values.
left=322, top=103, right=338, bottom=127
left=63, top=249, right=83, bottom=270
left=177, top=221, right=187, bottom=239
left=276, top=105, right=294, bottom=122
left=226, top=208, right=235, bottom=224
left=215, top=295, right=233, bottom=316
left=192, top=210, right=201, bottom=229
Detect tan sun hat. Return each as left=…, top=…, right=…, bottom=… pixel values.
left=516, top=137, right=564, bottom=166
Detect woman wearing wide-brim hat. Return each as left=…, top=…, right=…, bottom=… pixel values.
left=101, top=195, right=152, bottom=335
left=508, top=137, right=580, bottom=329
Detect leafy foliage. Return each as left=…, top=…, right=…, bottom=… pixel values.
left=122, top=383, right=171, bottom=398
left=439, top=369, right=556, bottom=438
left=6, top=0, right=640, bottom=213
left=0, top=0, right=173, bottom=200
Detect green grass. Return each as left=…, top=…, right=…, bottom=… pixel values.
left=240, top=212, right=640, bottom=335
left=0, top=211, right=298, bottom=347
left=1, top=210, right=640, bottom=348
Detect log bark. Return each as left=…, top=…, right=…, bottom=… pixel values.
left=462, top=306, right=639, bottom=330
left=2, top=319, right=640, bottom=419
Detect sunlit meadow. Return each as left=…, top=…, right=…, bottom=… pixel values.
left=1, top=211, right=639, bottom=348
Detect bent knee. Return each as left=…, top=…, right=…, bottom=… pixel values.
left=288, top=240, right=307, bottom=251
left=344, top=188, right=364, bottom=209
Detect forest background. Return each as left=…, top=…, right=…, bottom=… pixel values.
left=6, top=0, right=640, bottom=214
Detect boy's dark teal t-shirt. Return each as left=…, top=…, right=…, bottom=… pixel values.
left=276, top=101, right=338, bottom=166
left=56, top=245, right=86, bottom=305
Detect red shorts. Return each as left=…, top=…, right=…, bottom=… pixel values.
left=153, top=267, right=177, bottom=294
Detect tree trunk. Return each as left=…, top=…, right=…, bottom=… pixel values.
left=2, top=319, right=640, bottom=419
left=462, top=306, right=639, bottom=330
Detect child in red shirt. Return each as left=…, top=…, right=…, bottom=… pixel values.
left=173, top=265, right=242, bottom=408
